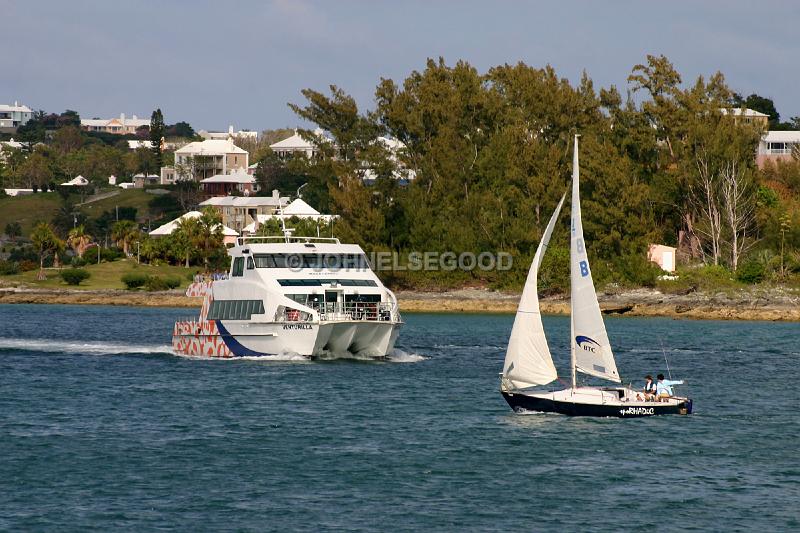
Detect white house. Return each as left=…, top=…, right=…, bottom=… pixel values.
left=199, top=190, right=290, bottom=232
left=61, top=175, right=90, bottom=186
left=241, top=198, right=335, bottom=233
left=127, top=140, right=155, bottom=150
left=269, top=129, right=329, bottom=158
left=757, top=130, right=800, bottom=168
left=167, top=139, right=249, bottom=183
left=198, top=125, right=258, bottom=141
left=81, top=113, right=150, bottom=134
left=0, top=102, right=33, bottom=131
left=149, top=211, right=239, bottom=245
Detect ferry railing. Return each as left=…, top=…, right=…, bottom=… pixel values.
left=238, top=235, right=341, bottom=246
left=275, top=302, right=397, bottom=323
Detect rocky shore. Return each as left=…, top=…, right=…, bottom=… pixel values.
left=1, top=285, right=798, bottom=321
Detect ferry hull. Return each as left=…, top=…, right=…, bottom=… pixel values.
left=172, top=319, right=401, bottom=359
left=501, top=390, right=692, bottom=418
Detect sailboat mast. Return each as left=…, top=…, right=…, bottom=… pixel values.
left=570, top=134, right=579, bottom=390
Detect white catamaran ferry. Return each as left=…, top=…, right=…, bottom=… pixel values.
left=173, top=233, right=402, bottom=359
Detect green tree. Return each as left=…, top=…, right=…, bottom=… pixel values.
left=30, top=221, right=62, bottom=278
left=193, top=207, right=225, bottom=268
left=67, top=224, right=93, bottom=258
left=111, top=219, right=139, bottom=256
left=150, top=108, right=165, bottom=167
left=5, top=221, right=22, bottom=242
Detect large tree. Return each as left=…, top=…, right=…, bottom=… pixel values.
left=149, top=108, right=165, bottom=167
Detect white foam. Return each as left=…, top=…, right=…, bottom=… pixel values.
left=0, top=337, right=173, bottom=356
left=387, top=348, right=427, bottom=363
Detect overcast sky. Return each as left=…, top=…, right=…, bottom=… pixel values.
left=3, top=0, right=798, bottom=131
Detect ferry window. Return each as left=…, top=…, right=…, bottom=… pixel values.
left=247, top=256, right=255, bottom=270
left=253, top=254, right=277, bottom=268
left=232, top=257, right=244, bottom=277
left=207, top=300, right=265, bottom=320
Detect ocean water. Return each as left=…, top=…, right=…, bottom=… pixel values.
left=0, top=304, right=798, bottom=532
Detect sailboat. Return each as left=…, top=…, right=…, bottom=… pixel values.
left=500, top=135, right=692, bottom=417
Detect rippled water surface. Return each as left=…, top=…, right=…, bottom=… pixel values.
left=1, top=304, right=798, bottom=531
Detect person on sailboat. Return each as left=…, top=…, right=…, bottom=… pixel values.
left=643, top=375, right=657, bottom=401
left=655, top=373, right=684, bottom=400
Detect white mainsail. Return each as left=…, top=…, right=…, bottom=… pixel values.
left=502, top=193, right=566, bottom=388
left=569, top=136, right=621, bottom=383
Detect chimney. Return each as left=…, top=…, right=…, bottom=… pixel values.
left=14, top=101, right=18, bottom=107
left=272, top=189, right=280, bottom=202
left=228, top=125, right=234, bottom=134
left=120, top=113, right=125, bottom=122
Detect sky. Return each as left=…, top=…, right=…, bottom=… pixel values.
left=2, top=0, right=799, bottom=131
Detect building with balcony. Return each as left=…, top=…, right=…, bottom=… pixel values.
left=199, top=190, right=290, bottom=233
left=81, top=113, right=150, bottom=134
left=0, top=102, right=33, bottom=132
left=200, top=170, right=259, bottom=197
left=167, top=139, right=249, bottom=183
left=757, top=131, right=800, bottom=168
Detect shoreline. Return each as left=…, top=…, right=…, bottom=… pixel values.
left=1, top=286, right=799, bottom=321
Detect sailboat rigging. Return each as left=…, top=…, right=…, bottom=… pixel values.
left=500, top=135, right=692, bottom=417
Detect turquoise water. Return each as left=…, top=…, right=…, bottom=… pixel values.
left=1, top=304, right=798, bottom=531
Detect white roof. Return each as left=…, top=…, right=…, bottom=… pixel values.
left=763, top=130, right=800, bottom=142
left=200, top=170, right=255, bottom=184
left=0, top=103, right=32, bottom=113
left=283, top=198, right=320, bottom=216
left=127, top=140, right=155, bottom=150
left=720, top=108, right=769, bottom=118
left=175, top=139, right=247, bottom=156
left=149, top=211, right=238, bottom=237
left=80, top=115, right=150, bottom=128
left=61, top=175, right=89, bottom=186
left=200, top=195, right=290, bottom=208
left=1, top=138, right=25, bottom=150
left=270, top=131, right=314, bottom=150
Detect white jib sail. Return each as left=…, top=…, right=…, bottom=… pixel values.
left=502, top=193, right=566, bottom=388
left=569, top=136, right=621, bottom=383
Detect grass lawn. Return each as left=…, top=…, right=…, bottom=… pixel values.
left=78, top=189, right=157, bottom=224
left=0, top=193, right=62, bottom=236
left=0, top=259, right=195, bottom=290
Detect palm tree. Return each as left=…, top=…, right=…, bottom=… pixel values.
left=195, top=207, right=225, bottom=268
left=111, top=220, right=139, bottom=256
left=173, top=217, right=200, bottom=267
left=67, top=224, right=93, bottom=258
left=29, top=222, right=62, bottom=280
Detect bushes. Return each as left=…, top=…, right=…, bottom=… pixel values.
left=71, top=256, right=87, bottom=267
left=121, top=272, right=148, bottom=290
left=60, top=268, right=91, bottom=286
left=0, top=260, right=20, bottom=275
left=100, top=247, right=125, bottom=263
left=736, top=261, right=766, bottom=284
left=123, top=272, right=182, bottom=291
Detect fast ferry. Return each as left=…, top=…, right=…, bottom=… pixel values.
left=173, top=232, right=402, bottom=359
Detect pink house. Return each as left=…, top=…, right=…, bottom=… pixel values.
left=648, top=244, right=677, bottom=273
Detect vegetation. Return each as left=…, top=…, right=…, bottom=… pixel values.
left=60, top=268, right=91, bottom=285
left=121, top=272, right=148, bottom=290
left=257, top=54, right=800, bottom=290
